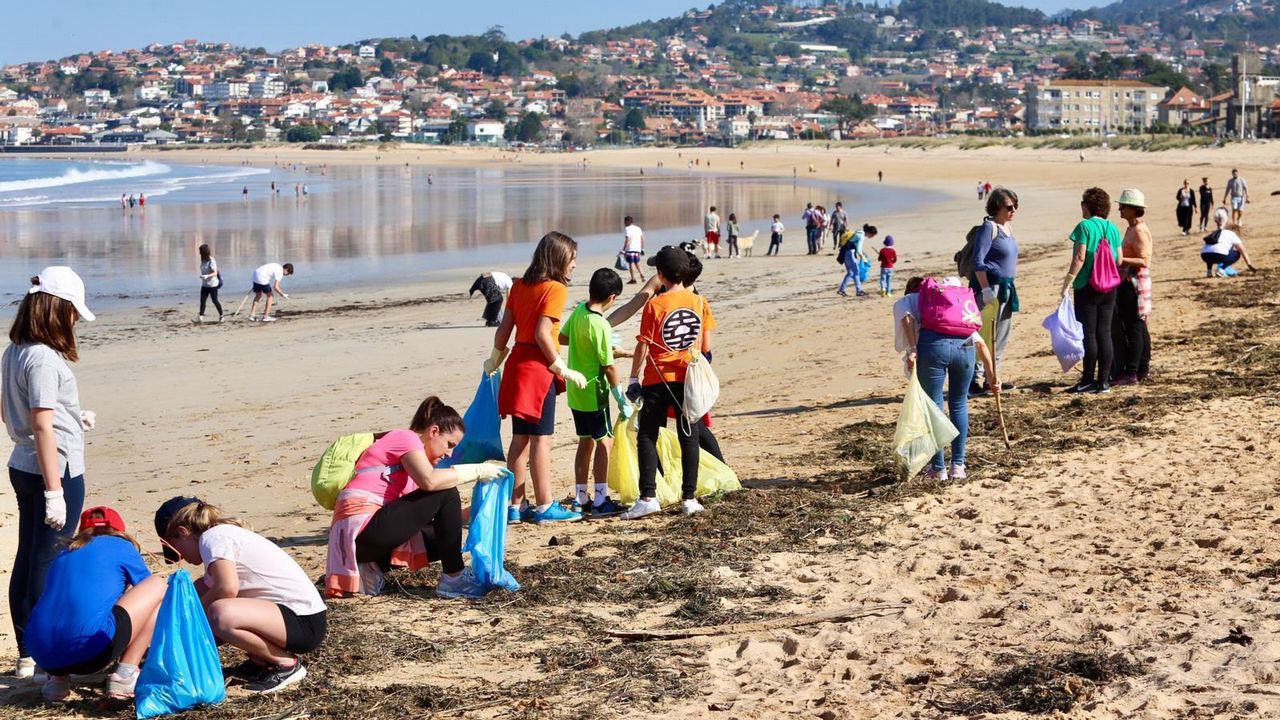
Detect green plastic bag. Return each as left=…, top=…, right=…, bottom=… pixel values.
left=893, top=371, right=959, bottom=478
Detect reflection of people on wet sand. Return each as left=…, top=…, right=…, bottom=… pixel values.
left=468, top=272, right=512, bottom=327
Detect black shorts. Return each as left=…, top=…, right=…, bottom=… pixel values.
left=510, top=383, right=556, bottom=436
left=252, top=282, right=273, bottom=295
left=45, top=605, right=132, bottom=677
left=571, top=408, right=611, bottom=441
left=278, top=605, right=327, bottom=655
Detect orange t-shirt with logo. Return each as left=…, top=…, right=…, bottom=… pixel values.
left=509, top=278, right=567, bottom=345
left=638, top=288, right=708, bottom=385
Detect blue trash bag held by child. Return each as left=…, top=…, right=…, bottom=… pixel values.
left=135, top=570, right=226, bottom=719
left=464, top=469, right=520, bottom=593
left=437, top=373, right=505, bottom=469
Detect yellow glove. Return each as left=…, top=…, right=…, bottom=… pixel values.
left=550, top=357, right=587, bottom=390
left=453, top=463, right=506, bottom=483
left=483, top=346, right=509, bottom=376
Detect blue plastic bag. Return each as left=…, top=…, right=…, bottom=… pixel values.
left=858, top=258, right=871, bottom=282
left=1042, top=296, right=1085, bottom=373
left=464, top=469, right=520, bottom=593
left=437, top=373, right=505, bottom=468
left=135, top=570, right=226, bottom=719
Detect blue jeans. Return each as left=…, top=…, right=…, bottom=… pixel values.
left=879, top=267, right=893, bottom=294
left=9, top=466, right=85, bottom=656
left=806, top=226, right=820, bottom=254
left=838, top=260, right=862, bottom=294
left=916, top=330, right=976, bottom=471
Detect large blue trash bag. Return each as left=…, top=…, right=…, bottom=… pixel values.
left=858, top=257, right=871, bottom=283
left=464, top=469, right=520, bottom=593
left=135, top=570, right=226, bottom=719
left=437, top=373, right=505, bottom=469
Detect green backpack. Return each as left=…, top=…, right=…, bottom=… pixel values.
left=310, top=432, right=377, bottom=510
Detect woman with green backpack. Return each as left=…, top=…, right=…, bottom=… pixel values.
left=323, top=397, right=505, bottom=598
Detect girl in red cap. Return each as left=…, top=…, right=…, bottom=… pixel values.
left=25, top=506, right=165, bottom=701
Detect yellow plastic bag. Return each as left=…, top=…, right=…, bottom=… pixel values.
left=607, top=414, right=650, bottom=505
left=893, top=371, right=959, bottom=478
left=656, top=427, right=742, bottom=503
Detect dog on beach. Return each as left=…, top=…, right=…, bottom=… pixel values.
left=740, top=230, right=757, bottom=257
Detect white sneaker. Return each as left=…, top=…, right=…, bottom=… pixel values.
left=261, top=315, right=277, bottom=323
left=358, top=562, right=385, bottom=596
left=681, top=498, right=705, bottom=515
left=195, top=315, right=205, bottom=323
left=106, top=668, right=138, bottom=699
left=620, top=498, right=661, bottom=520
left=950, top=464, right=967, bottom=481
left=247, top=315, right=259, bottom=322
left=42, top=675, right=70, bottom=702
left=15, top=656, right=36, bottom=679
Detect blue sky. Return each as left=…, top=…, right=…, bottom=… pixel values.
left=1, top=0, right=1083, bottom=66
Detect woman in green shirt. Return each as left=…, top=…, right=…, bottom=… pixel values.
left=1059, top=187, right=1122, bottom=394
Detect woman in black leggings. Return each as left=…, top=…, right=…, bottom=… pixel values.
left=197, top=244, right=223, bottom=322
left=1060, top=187, right=1122, bottom=394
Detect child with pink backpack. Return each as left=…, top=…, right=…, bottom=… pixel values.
left=899, top=276, right=999, bottom=482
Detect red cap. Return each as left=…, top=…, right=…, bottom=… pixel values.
left=79, top=506, right=126, bottom=533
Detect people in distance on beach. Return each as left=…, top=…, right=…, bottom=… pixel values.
left=768, top=214, right=784, bottom=256
left=1175, top=179, right=1194, bottom=236
left=983, top=181, right=992, bottom=198
left=703, top=206, right=721, bottom=260
left=26, top=507, right=164, bottom=702
left=878, top=235, right=897, bottom=297
left=1112, top=189, right=1152, bottom=386
left=197, top=244, right=224, bottom=323
left=1061, top=187, right=1122, bottom=394
left=621, top=246, right=712, bottom=519
left=1197, top=177, right=1214, bottom=232
left=468, top=271, right=512, bottom=327
left=976, top=181, right=985, bottom=201
left=247, top=262, right=293, bottom=323
left=968, top=187, right=1020, bottom=395
left=560, top=269, right=632, bottom=517
left=120, top=194, right=127, bottom=211
left=838, top=223, right=874, bottom=298
left=1201, top=207, right=1257, bottom=277
left=138, top=193, right=145, bottom=209
left=900, top=276, right=1000, bottom=483
left=128, top=194, right=136, bottom=209
left=878, top=170, right=883, bottom=182
left=725, top=213, right=741, bottom=259
left=1225, top=168, right=1249, bottom=224
left=621, top=216, right=646, bottom=284
left=829, top=201, right=848, bottom=251
left=154, top=497, right=327, bottom=693
left=242, top=186, right=248, bottom=200
left=487, top=232, right=586, bottom=525
left=4, top=267, right=96, bottom=681
left=802, top=202, right=818, bottom=255
left=324, top=396, right=505, bottom=599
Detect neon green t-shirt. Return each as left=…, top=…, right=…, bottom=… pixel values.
left=562, top=302, right=614, bottom=412
left=1068, top=216, right=1123, bottom=291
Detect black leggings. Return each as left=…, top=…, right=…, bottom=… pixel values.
left=637, top=383, right=702, bottom=500
left=355, top=487, right=464, bottom=574
left=1176, top=205, right=1193, bottom=233
left=699, top=423, right=724, bottom=463
left=199, top=286, right=223, bottom=316
left=1074, top=285, right=1117, bottom=385
left=1113, top=281, right=1150, bottom=377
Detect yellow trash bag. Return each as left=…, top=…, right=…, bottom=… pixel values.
left=656, top=427, right=742, bottom=502
left=607, top=414, right=651, bottom=506
left=893, top=370, right=959, bottom=478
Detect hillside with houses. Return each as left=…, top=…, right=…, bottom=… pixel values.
left=3, top=0, right=1280, bottom=148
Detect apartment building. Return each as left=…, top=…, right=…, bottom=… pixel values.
left=1026, top=79, right=1168, bottom=132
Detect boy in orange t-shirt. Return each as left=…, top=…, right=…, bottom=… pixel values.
left=620, top=246, right=711, bottom=520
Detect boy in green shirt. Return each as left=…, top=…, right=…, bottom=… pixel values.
left=559, top=268, right=634, bottom=515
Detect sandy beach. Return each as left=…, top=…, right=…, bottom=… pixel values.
left=2, top=140, right=1280, bottom=718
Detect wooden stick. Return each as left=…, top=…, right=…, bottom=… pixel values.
left=604, top=604, right=907, bottom=642
left=231, top=291, right=252, bottom=317
left=988, top=298, right=1012, bottom=450
left=993, top=389, right=1012, bottom=450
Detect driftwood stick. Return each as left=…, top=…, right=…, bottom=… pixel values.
left=604, top=604, right=907, bottom=642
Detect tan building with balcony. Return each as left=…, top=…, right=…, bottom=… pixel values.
left=1027, top=79, right=1168, bottom=133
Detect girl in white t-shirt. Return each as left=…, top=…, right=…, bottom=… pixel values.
left=156, top=497, right=326, bottom=694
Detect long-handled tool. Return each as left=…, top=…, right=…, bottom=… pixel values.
left=985, top=298, right=1012, bottom=449
left=230, top=290, right=253, bottom=318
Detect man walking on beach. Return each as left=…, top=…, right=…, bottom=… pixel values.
left=248, top=262, right=294, bottom=323
left=621, top=216, right=646, bottom=284
left=1198, top=177, right=1214, bottom=232
left=704, top=206, right=721, bottom=259
left=829, top=202, right=848, bottom=251
left=1226, top=168, right=1249, bottom=224
left=802, top=203, right=819, bottom=255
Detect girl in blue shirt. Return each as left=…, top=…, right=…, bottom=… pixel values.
left=26, top=506, right=165, bottom=702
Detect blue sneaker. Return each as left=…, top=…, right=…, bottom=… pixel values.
left=532, top=502, right=582, bottom=524
left=592, top=497, right=626, bottom=517
left=507, top=505, right=532, bottom=525
left=436, top=567, right=489, bottom=600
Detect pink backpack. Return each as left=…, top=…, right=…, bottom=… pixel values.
left=1089, top=235, right=1121, bottom=293
left=918, top=278, right=983, bottom=337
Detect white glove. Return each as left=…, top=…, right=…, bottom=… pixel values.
left=980, top=287, right=996, bottom=306
left=550, top=357, right=587, bottom=390
left=281, top=293, right=290, bottom=299
left=80, top=410, right=96, bottom=431
left=483, top=347, right=509, bottom=376
left=453, top=463, right=506, bottom=483
left=43, top=489, right=66, bottom=531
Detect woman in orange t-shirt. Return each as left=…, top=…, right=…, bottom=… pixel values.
left=485, top=232, right=587, bottom=525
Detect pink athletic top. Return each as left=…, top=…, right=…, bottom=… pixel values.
left=344, top=429, right=424, bottom=504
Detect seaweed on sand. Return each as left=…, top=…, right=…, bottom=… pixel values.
left=930, top=648, right=1144, bottom=715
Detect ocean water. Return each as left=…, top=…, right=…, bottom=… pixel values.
left=0, top=158, right=933, bottom=311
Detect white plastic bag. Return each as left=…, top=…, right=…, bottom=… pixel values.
left=893, top=371, right=959, bottom=478
left=682, top=353, right=720, bottom=424
left=1042, top=296, right=1085, bottom=372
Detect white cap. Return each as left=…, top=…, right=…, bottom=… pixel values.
left=1116, top=188, right=1146, bottom=208
left=29, top=267, right=95, bottom=321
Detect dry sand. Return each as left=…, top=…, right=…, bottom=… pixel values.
left=1, top=141, right=1279, bottom=718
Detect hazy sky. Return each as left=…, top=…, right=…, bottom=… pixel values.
left=1, top=0, right=1085, bottom=66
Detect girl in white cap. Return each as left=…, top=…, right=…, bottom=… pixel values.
left=2, top=267, right=96, bottom=679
